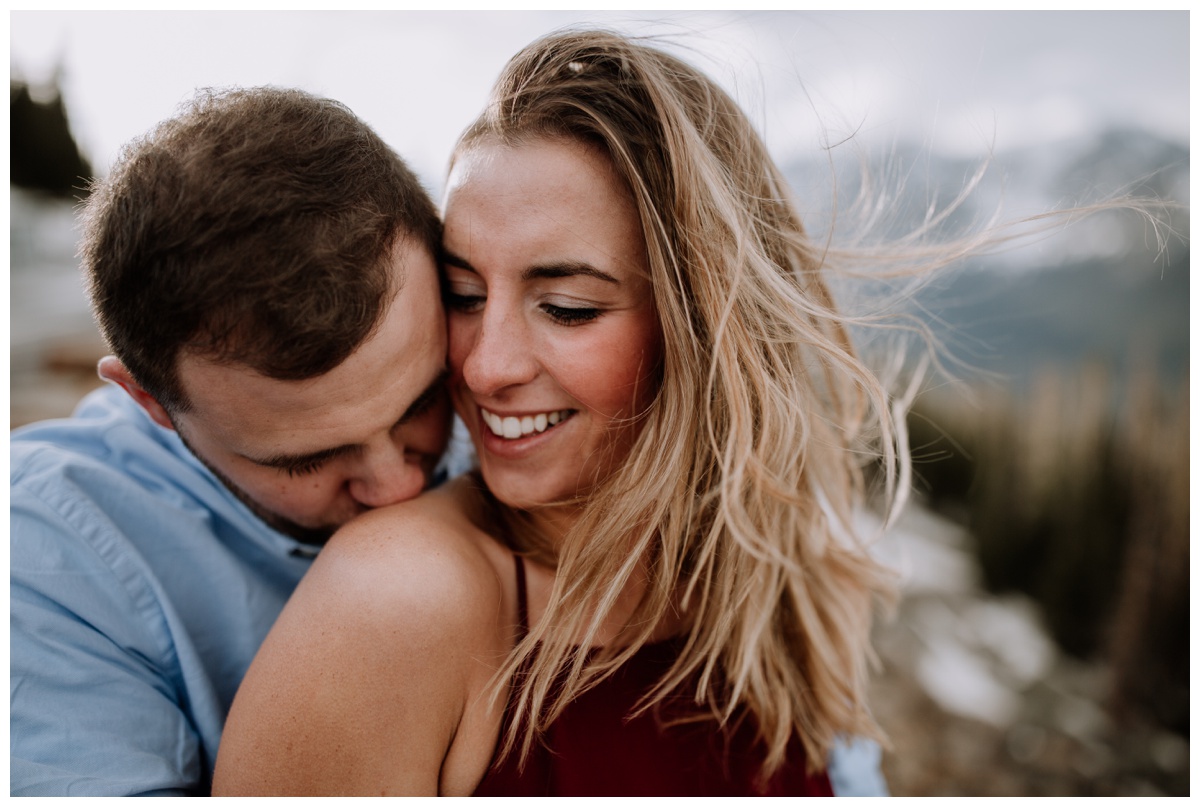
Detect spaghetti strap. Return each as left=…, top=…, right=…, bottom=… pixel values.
left=513, top=554, right=528, bottom=635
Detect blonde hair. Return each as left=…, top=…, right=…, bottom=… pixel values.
left=457, top=28, right=906, bottom=779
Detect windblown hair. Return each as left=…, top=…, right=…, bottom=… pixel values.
left=456, top=30, right=902, bottom=780
left=81, top=86, right=441, bottom=412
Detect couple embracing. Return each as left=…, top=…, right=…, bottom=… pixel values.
left=12, top=30, right=891, bottom=796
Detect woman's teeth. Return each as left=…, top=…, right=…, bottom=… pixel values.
left=481, top=408, right=572, bottom=439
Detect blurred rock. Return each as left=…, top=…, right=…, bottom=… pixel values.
left=869, top=505, right=1189, bottom=795
left=11, top=187, right=107, bottom=429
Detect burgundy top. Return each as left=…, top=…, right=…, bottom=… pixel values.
left=473, top=556, right=833, bottom=797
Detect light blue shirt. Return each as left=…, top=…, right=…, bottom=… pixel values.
left=830, top=735, right=889, bottom=797
left=11, top=385, right=315, bottom=795
left=10, top=385, right=886, bottom=796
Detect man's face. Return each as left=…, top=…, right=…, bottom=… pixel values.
left=169, top=236, right=451, bottom=543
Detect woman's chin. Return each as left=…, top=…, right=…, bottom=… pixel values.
left=480, top=471, right=586, bottom=519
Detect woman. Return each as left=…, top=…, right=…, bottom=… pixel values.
left=214, top=29, right=898, bottom=796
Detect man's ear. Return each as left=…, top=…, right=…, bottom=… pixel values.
left=97, top=356, right=176, bottom=431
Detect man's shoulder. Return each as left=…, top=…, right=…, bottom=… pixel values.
left=10, top=386, right=266, bottom=573
left=13, top=386, right=178, bottom=480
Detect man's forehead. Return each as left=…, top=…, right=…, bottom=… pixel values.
left=174, top=236, right=445, bottom=449
left=176, top=354, right=445, bottom=456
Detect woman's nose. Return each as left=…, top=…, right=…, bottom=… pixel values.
left=460, top=305, right=538, bottom=397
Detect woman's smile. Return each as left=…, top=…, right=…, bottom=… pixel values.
left=473, top=405, right=579, bottom=461
left=479, top=407, right=576, bottom=440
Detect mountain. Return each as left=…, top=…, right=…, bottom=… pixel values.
left=781, top=128, right=1190, bottom=392
left=911, top=246, right=1188, bottom=389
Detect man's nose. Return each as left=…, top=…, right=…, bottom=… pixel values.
left=346, top=445, right=427, bottom=508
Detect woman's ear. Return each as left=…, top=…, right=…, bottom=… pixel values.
left=97, top=356, right=176, bottom=431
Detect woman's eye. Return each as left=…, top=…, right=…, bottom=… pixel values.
left=543, top=304, right=601, bottom=325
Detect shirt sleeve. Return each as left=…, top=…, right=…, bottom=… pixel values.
left=10, top=480, right=204, bottom=796
left=827, top=735, right=890, bottom=797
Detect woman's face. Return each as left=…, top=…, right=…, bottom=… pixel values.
left=442, top=137, right=662, bottom=511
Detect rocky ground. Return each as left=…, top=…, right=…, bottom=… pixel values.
left=868, top=507, right=1189, bottom=796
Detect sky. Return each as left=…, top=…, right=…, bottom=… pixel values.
left=9, top=10, right=1190, bottom=199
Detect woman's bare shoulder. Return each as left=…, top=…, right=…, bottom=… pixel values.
left=317, top=475, right=508, bottom=604
left=213, top=476, right=515, bottom=796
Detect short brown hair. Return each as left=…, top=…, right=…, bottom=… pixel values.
left=82, top=86, right=440, bottom=412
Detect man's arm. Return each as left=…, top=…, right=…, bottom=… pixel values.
left=11, top=488, right=204, bottom=796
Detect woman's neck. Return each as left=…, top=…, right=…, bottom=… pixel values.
left=518, top=511, right=684, bottom=646
left=470, top=479, right=685, bottom=646
left=522, top=504, right=579, bottom=556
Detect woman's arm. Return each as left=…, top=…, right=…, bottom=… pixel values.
left=213, top=499, right=509, bottom=796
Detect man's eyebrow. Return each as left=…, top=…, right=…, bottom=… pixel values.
left=395, top=368, right=449, bottom=426
left=248, top=368, right=449, bottom=470
left=441, top=249, right=618, bottom=285
left=441, top=250, right=475, bottom=273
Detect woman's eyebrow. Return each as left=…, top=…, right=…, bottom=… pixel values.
left=442, top=249, right=620, bottom=285
left=523, top=262, right=619, bottom=284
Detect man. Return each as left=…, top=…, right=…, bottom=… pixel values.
left=10, top=87, right=454, bottom=795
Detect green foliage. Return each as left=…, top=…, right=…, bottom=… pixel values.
left=11, top=80, right=93, bottom=198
